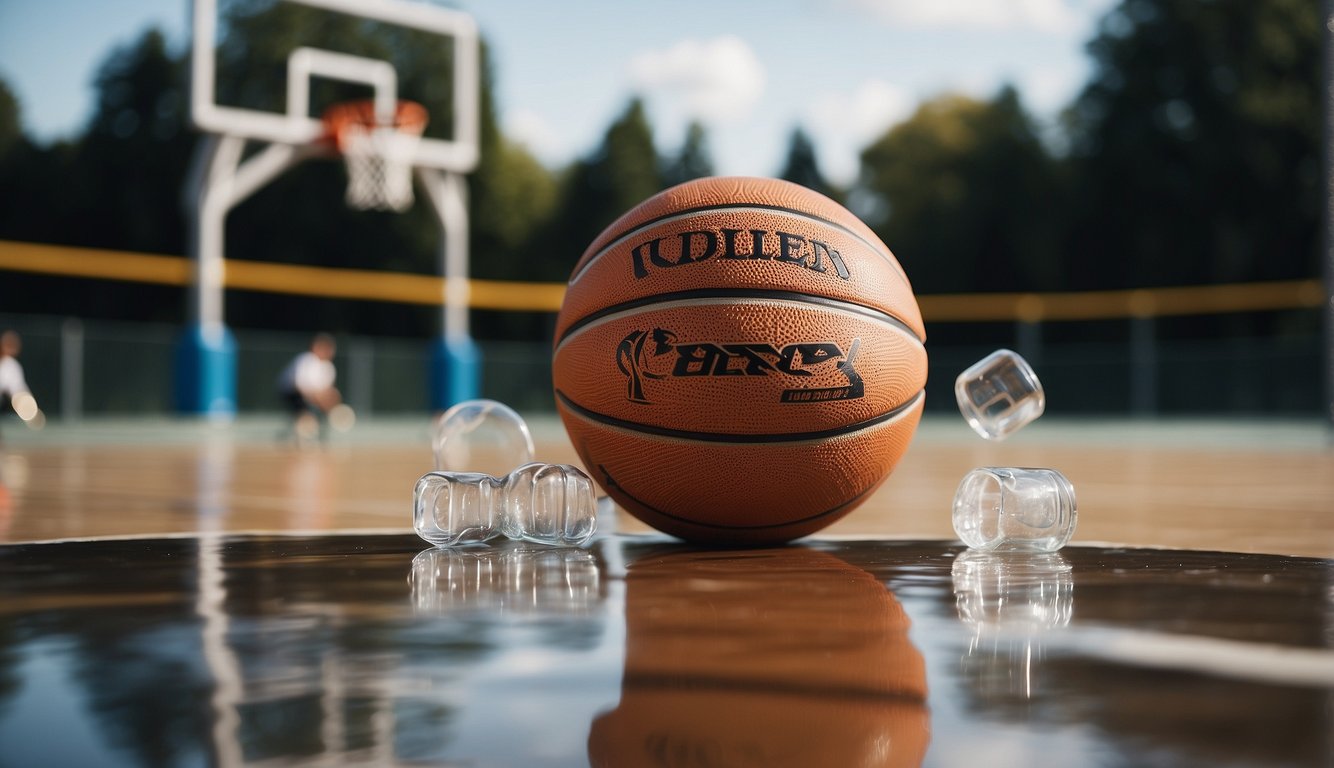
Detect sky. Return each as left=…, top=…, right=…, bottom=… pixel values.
left=0, top=0, right=1118, bottom=185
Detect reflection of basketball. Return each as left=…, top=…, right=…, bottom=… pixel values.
left=553, top=177, right=927, bottom=544
left=588, top=548, right=929, bottom=766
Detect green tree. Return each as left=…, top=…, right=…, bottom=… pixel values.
left=0, top=75, right=53, bottom=245
left=544, top=97, right=662, bottom=280
left=778, top=126, right=840, bottom=202
left=470, top=42, right=557, bottom=283
left=0, top=75, right=76, bottom=259
left=466, top=43, right=559, bottom=341
left=0, top=31, right=196, bottom=323
left=0, top=79, right=19, bottom=158
left=858, top=87, right=1063, bottom=294
left=1065, top=0, right=1320, bottom=289
left=77, top=28, right=194, bottom=256
left=471, top=140, right=558, bottom=278
left=661, top=120, right=713, bottom=188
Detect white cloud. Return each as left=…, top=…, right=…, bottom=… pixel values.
left=804, top=79, right=915, bottom=185
left=629, top=35, right=766, bottom=123
left=920, top=66, right=1081, bottom=123
left=1014, top=66, right=1080, bottom=116
left=504, top=107, right=566, bottom=165
left=846, top=0, right=1081, bottom=33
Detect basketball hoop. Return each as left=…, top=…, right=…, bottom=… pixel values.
left=323, top=99, right=429, bottom=212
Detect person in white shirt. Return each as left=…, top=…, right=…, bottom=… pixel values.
left=0, top=331, right=42, bottom=436
left=277, top=333, right=342, bottom=443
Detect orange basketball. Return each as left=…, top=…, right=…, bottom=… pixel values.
left=552, top=177, right=926, bottom=544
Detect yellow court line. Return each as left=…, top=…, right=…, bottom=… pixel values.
left=0, top=239, right=1323, bottom=320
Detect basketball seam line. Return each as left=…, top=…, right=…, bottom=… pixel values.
left=597, top=467, right=884, bottom=531
left=554, top=289, right=925, bottom=350
left=554, top=388, right=925, bottom=445
left=617, top=672, right=927, bottom=703
left=566, top=202, right=910, bottom=286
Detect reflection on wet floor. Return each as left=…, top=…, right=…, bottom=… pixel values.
left=410, top=545, right=603, bottom=616
left=590, top=547, right=929, bottom=767
left=0, top=534, right=1330, bottom=767
left=952, top=551, right=1073, bottom=701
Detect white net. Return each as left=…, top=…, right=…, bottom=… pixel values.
left=340, top=123, right=422, bottom=212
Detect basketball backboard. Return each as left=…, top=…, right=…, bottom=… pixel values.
left=190, top=0, right=478, bottom=173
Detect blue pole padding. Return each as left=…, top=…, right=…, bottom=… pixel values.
left=174, top=323, right=237, bottom=417
left=431, top=335, right=481, bottom=411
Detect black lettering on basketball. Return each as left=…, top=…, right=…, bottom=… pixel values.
left=616, top=328, right=863, bottom=404
left=630, top=227, right=851, bottom=281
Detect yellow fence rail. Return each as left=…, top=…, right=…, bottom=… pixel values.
left=0, top=239, right=1324, bottom=322
left=0, top=240, right=566, bottom=313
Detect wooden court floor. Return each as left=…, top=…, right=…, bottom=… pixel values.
left=0, top=415, right=1330, bottom=558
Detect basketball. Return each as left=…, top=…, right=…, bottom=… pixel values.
left=552, top=176, right=927, bottom=544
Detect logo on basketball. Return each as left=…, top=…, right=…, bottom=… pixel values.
left=615, top=328, right=864, bottom=405
left=629, top=229, right=851, bottom=281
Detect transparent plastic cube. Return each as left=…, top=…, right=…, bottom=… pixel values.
left=414, top=463, right=597, bottom=548
left=500, top=462, right=599, bottom=546
left=955, top=349, right=1045, bottom=440
left=953, top=467, right=1077, bottom=553
left=433, top=399, right=535, bottom=476
left=414, top=471, right=503, bottom=547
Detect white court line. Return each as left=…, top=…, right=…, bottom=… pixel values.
left=1047, top=625, right=1334, bottom=688
left=6, top=527, right=416, bottom=545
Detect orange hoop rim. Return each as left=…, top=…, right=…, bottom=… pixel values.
left=322, top=99, right=429, bottom=152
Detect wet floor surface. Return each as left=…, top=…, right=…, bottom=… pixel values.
left=0, top=533, right=1330, bottom=767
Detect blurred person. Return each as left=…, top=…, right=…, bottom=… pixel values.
left=0, top=330, right=42, bottom=436
left=277, top=333, right=343, bottom=444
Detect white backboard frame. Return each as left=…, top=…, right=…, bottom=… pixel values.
left=191, top=0, right=479, bottom=173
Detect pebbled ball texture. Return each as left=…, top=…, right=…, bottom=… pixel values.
left=553, top=177, right=926, bottom=544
